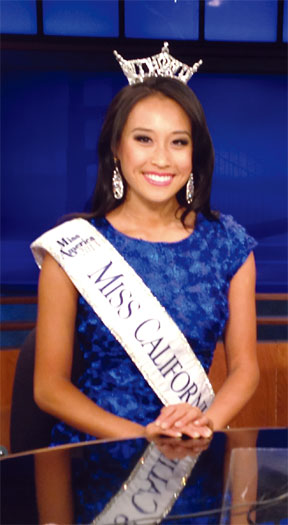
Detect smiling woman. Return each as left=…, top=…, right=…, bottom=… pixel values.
left=93, top=75, right=216, bottom=230
left=109, top=94, right=193, bottom=241
left=30, top=44, right=259, bottom=451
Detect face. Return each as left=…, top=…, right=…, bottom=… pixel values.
left=116, top=94, right=193, bottom=207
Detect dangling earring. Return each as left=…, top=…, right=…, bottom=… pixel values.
left=112, top=158, right=124, bottom=200
left=186, top=172, right=194, bottom=204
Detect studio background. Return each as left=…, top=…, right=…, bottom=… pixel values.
left=1, top=0, right=287, bottom=294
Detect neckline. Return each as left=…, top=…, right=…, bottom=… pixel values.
left=100, top=215, right=203, bottom=246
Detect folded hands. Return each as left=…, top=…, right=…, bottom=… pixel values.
left=145, top=403, right=213, bottom=440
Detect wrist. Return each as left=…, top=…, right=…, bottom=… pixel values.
left=121, top=422, right=145, bottom=439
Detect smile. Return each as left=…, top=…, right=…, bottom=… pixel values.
left=143, top=173, right=174, bottom=186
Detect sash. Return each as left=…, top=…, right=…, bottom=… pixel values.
left=31, top=218, right=214, bottom=411
left=91, top=442, right=198, bottom=524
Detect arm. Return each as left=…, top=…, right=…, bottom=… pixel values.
left=154, top=251, right=259, bottom=435
left=34, top=253, right=144, bottom=439
left=204, top=251, right=259, bottom=429
left=34, top=254, right=180, bottom=440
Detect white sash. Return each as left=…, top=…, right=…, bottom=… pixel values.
left=31, top=218, right=214, bottom=411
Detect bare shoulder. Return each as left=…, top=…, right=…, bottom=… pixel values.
left=38, top=252, right=78, bottom=308
left=229, top=252, right=256, bottom=294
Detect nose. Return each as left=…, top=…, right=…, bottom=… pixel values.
left=151, top=143, right=170, bottom=168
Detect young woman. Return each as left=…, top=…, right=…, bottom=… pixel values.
left=32, top=60, right=259, bottom=447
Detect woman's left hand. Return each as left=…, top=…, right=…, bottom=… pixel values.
left=154, top=403, right=213, bottom=439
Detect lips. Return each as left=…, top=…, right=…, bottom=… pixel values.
left=143, top=172, right=174, bottom=186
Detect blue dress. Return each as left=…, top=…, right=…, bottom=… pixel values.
left=51, top=213, right=257, bottom=446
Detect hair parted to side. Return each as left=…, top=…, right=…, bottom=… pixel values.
left=90, top=77, right=217, bottom=224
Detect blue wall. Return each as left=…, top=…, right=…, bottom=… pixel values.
left=1, top=68, right=287, bottom=292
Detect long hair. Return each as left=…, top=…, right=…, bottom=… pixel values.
left=89, top=77, right=217, bottom=223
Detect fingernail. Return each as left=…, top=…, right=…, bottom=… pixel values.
left=155, top=420, right=161, bottom=427
left=161, top=422, right=168, bottom=429
left=194, top=420, right=200, bottom=426
left=192, top=432, right=200, bottom=439
left=204, top=428, right=212, bottom=438
left=175, top=432, right=182, bottom=438
left=174, top=421, right=182, bottom=428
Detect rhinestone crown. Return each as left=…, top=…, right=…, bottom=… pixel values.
left=113, top=42, right=203, bottom=86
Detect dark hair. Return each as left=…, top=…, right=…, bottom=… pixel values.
left=89, top=77, right=217, bottom=223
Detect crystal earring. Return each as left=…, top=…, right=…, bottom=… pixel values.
left=186, top=172, right=194, bottom=204
left=112, top=158, right=124, bottom=200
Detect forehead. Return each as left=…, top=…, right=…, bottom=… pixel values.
left=124, top=94, right=191, bottom=130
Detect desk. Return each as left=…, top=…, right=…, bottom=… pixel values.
left=1, top=428, right=287, bottom=524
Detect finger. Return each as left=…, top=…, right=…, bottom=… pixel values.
left=155, top=405, right=178, bottom=425
left=156, top=405, right=201, bottom=430
left=145, top=423, right=182, bottom=440
left=193, top=415, right=212, bottom=427
left=193, top=418, right=214, bottom=436
left=178, top=424, right=213, bottom=439
left=173, top=408, right=203, bottom=429
left=160, top=405, right=179, bottom=416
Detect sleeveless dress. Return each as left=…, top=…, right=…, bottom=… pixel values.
left=51, top=212, right=256, bottom=446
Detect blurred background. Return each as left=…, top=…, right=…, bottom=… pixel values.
left=1, top=0, right=287, bottom=294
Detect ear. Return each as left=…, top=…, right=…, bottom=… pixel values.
left=111, top=139, right=120, bottom=160
left=113, top=136, right=124, bottom=161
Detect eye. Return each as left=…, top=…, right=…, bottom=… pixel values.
left=134, top=135, right=152, bottom=144
left=172, top=138, right=189, bottom=146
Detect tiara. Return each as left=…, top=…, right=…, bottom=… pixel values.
left=113, top=41, right=203, bottom=86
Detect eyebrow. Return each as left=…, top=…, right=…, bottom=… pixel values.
left=131, top=127, right=192, bottom=137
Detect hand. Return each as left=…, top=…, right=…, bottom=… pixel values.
left=154, top=403, right=213, bottom=439
left=144, top=421, right=183, bottom=441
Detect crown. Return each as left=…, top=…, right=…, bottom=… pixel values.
left=113, top=42, right=203, bottom=86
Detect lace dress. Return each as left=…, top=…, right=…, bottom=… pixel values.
left=51, top=212, right=256, bottom=446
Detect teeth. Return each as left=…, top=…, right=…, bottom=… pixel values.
left=145, top=174, right=172, bottom=182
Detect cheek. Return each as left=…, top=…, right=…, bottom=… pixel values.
left=119, top=146, right=147, bottom=171
left=178, top=151, right=192, bottom=173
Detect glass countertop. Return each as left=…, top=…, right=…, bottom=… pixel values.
left=1, top=427, right=287, bottom=524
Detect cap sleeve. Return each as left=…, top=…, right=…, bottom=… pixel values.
left=219, top=214, right=257, bottom=280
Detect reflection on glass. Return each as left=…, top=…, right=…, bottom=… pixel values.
left=125, top=0, right=199, bottom=40
left=34, top=436, right=220, bottom=524
left=3, top=430, right=286, bottom=524
left=0, top=0, right=37, bottom=34
left=205, top=0, right=278, bottom=42
left=221, top=448, right=288, bottom=524
left=42, top=0, right=119, bottom=37
left=91, top=443, right=198, bottom=524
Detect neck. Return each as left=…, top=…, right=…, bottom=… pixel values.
left=106, top=196, right=195, bottom=242
left=117, top=197, right=181, bottom=227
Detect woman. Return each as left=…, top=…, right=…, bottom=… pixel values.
left=32, top=49, right=259, bottom=447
